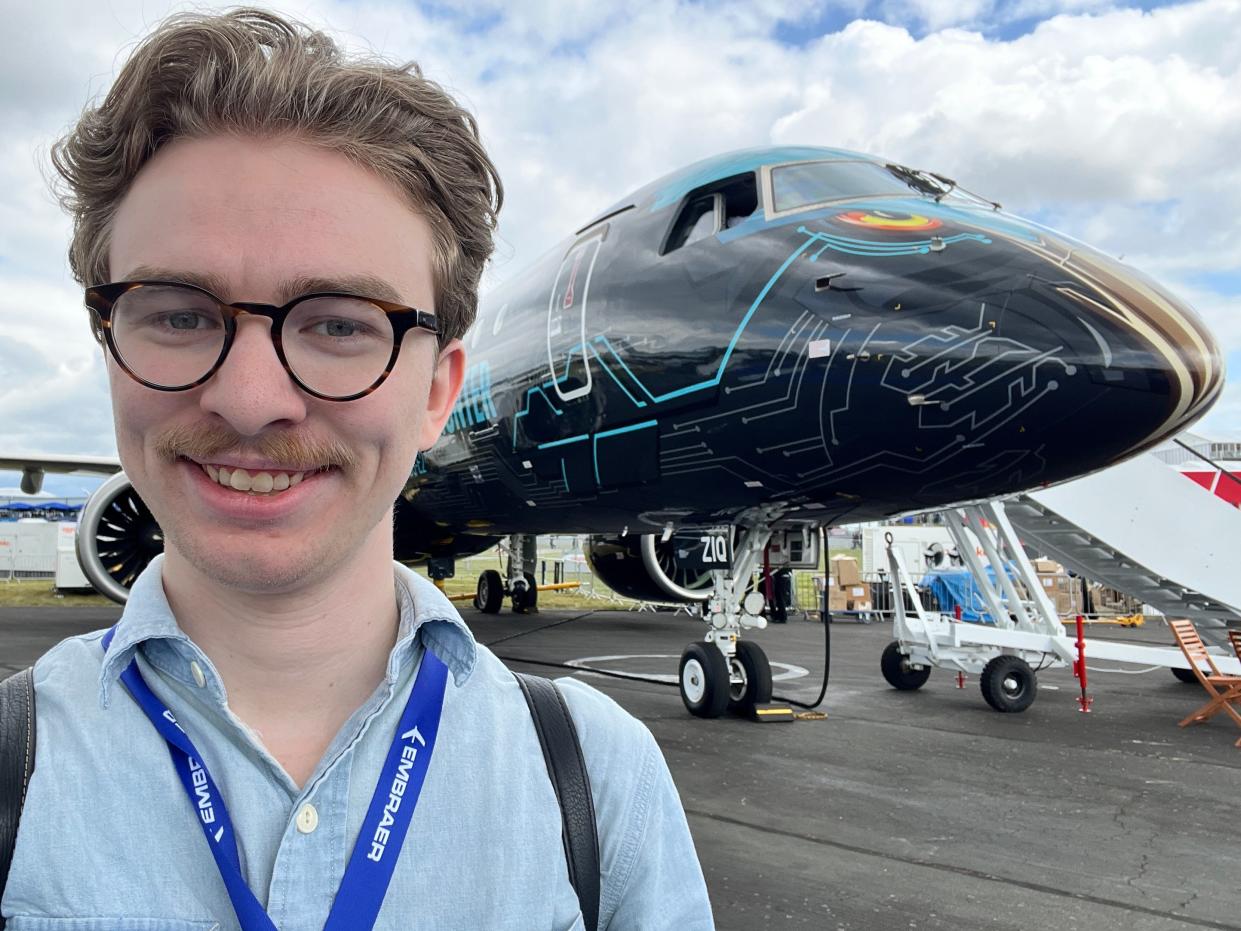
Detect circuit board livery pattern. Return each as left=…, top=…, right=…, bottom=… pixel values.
left=393, top=147, right=1221, bottom=561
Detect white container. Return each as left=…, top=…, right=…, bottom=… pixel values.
left=55, top=521, right=91, bottom=590
left=0, top=524, right=16, bottom=579
left=14, top=520, right=58, bottom=577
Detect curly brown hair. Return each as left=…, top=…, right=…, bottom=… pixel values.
left=50, top=7, right=502, bottom=345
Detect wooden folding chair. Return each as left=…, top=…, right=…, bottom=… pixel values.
left=1230, top=629, right=1241, bottom=664
left=1169, top=619, right=1241, bottom=747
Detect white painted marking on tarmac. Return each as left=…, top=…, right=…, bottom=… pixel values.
left=808, top=339, right=831, bottom=359
left=564, top=653, right=809, bottom=684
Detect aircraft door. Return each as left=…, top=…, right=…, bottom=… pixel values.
left=547, top=226, right=606, bottom=402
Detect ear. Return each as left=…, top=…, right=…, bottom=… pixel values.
left=416, top=338, right=467, bottom=451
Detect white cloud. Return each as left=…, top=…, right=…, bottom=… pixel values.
left=1, top=0, right=1239, bottom=457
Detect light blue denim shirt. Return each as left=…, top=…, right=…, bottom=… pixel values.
left=2, top=557, right=713, bottom=930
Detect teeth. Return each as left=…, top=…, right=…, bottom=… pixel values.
left=199, top=463, right=312, bottom=495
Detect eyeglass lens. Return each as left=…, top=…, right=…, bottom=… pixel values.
left=109, top=284, right=396, bottom=398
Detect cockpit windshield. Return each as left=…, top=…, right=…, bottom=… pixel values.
left=769, top=160, right=923, bottom=213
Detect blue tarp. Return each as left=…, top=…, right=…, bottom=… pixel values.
left=920, top=565, right=1019, bottom=624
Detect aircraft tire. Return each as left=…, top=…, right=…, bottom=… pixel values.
left=679, top=643, right=730, bottom=718
left=475, top=570, right=504, bottom=614
left=880, top=641, right=930, bottom=691
left=980, top=655, right=1037, bottom=713
left=1171, top=666, right=1197, bottom=684
left=727, top=641, right=773, bottom=714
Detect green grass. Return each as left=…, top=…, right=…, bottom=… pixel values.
left=0, top=579, right=112, bottom=608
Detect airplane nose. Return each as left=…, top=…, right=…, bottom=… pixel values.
left=1030, top=238, right=1225, bottom=450
left=793, top=209, right=1226, bottom=509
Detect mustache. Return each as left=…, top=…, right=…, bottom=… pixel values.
left=152, top=423, right=359, bottom=471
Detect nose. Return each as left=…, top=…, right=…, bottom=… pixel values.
left=1056, top=248, right=1225, bottom=448
left=197, top=316, right=309, bottom=435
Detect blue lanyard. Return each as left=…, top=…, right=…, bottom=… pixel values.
left=101, top=626, right=448, bottom=931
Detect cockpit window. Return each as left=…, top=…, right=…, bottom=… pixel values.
left=770, top=160, right=918, bottom=213
left=663, top=173, right=760, bottom=255
left=669, top=193, right=722, bottom=252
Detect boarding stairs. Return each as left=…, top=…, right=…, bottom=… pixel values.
left=1005, top=449, right=1241, bottom=644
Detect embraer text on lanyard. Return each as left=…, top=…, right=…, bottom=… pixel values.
left=101, top=626, right=449, bottom=931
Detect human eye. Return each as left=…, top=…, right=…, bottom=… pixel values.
left=117, top=293, right=221, bottom=344
left=307, top=317, right=382, bottom=339
left=289, top=298, right=392, bottom=355
left=152, top=309, right=218, bottom=332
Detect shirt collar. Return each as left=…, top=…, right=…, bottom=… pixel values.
left=98, top=555, right=478, bottom=708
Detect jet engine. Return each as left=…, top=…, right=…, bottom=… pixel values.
left=75, top=472, right=164, bottom=604
left=584, top=533, right=715, bottom=603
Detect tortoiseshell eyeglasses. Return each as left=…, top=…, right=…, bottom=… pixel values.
left=86, top=279, right=439, bottom=402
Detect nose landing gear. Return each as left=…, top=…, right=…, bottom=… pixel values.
left=676, top=523, right=783, bottom=719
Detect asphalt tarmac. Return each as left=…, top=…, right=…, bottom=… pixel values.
left=3, top=603, right=1238, bottom=931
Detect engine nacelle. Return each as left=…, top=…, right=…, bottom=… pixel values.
left=75, top=472, right=164, bottom=604
left=584, top=533, right=717, bottom=603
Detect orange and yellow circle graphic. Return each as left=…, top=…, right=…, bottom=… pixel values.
left=835, top=210, right=943, bottom=231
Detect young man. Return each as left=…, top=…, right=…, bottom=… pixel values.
left=2, top=9, right=712, bottom=929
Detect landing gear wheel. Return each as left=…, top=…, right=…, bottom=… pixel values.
left=880, top=641, right=931, bottom=691
left=727, top=641, right=773, bottom=714
left=980, top=655, right=1037, bottom=713
left=510, top=571, right=539, bottom=614
left=679, top=643, right=731, bottom=718
left=1171, top=666, right=1197, bottom=684
left=474, top=570, right=504, bottom=614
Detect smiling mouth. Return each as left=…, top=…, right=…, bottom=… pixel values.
left=181, top=457, right=333, bottom=495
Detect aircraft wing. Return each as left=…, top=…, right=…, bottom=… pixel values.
left=0, top=453, right=122, bottom=495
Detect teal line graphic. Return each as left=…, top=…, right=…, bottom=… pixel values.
left=560, top=458, right=570, bottom=493
left=799, top=225, right=990, bottom=259
left=513, top=231, right=820, bottom=450
left=587, top=341, right=647, bottom=408
left=592, top=419, right=658, bottom=485
left=645, top=238, right=816, bottom=402
left=538, top=433, right=590, bottom=450
left=512, top=385, right=567, bottom=450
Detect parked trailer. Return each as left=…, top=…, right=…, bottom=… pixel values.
left=882, top=501, right=1241, bottom=712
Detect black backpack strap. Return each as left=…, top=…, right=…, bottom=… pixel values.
left=513, top=672, right=600, bottom=931
left=0, top=667, right=36, bottom=929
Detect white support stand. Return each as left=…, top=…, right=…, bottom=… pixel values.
left=886, top=502, right=1241, bottom=709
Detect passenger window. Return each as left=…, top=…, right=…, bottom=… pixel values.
left=663, top=173, right=760, bottom=254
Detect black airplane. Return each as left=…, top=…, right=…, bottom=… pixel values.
left=5, top=145, right=1223, bottom=717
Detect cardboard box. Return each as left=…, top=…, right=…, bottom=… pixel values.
left=1036, top=571, right=1078, bottom=616
left=1032, top=558, right=1063, bottom=574
left=829, top=555, right=862, bottom=587
left=828, top=587, right=850, bottom=612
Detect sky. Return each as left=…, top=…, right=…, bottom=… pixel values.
left=2, top=0, right=1239, bottom=499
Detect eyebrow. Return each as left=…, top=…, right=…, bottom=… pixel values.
left=120, top=265, right=407, bottom=305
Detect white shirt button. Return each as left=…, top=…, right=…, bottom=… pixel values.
left=190, top=661, right=206, bottom=688
left=296, top=803, right=319, bottom=834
